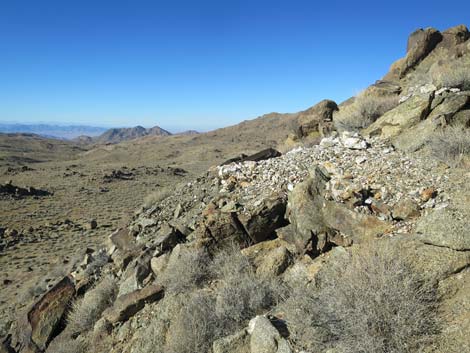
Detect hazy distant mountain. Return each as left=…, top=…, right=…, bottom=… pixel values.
left=0, top=123, right=107, bottom=139
left=176, top=130, right=200, bottom=135
left=94, top=125, right=172, bottom=144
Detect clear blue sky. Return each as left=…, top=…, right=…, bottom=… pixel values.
left=1, top=0, right=469, bottom=131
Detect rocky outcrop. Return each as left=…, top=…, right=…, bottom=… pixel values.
left=385, top=27, right=442, bottom=79
left=285, top=166, right=390, bottom=254
left=364, top=92, right=433, bottom=139
left=10, top=276, right=76, bottom=353
left=5, top=24, right=470, bottom=353
left=416, top=207, right=470, bottom=251
left=221, top=148, right=282, bottom=166
left=248, top=316, right=291, bottom=353
left=441, top=24, right=470, bottom=48
left=0, top=182, right=51, bottom=199
left=296, top=100, right=338, bottom=138
left=102, top=284, right=163, bottom=324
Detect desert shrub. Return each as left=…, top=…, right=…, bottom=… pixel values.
left=431, top=58, right=470, bottom=90
left=334, top=92, right=399, bottom=131
left=130, top=295, right=186, bottom=353
left=132, top=244, right=285, bottom=353
left=429, top=126, right=470, bottom=167
left=211, top=243, right=286, bottom=328
left=165, top=292, right=220, bottom=353
left=67, top=276, right=117, bottom=336
left=159, top=246, right=211, bottom=294
left=143, top=186, right=172, bottom=208
left=281, top=241, right=439, bottom=353
left=46, top=335, right=88, bottom=353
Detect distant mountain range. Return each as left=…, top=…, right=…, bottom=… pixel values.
left=91, top=125, right=172, bottom=144
left=0, top=123, right=107, bottom=139
left=0, top=123, right=192, bottom=144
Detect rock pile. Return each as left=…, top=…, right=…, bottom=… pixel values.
left=0, top=182, right=51, bottom=199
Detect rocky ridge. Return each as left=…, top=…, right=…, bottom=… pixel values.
left=5, top=128, right=469, bottom=353
left=2, top=24, right=470, bottom=353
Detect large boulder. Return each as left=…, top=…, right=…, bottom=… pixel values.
left=194, top=203, right=250, bottom=247
left=118, top=249, right=153, bottom=297
left=248, top=316, right=291, bottom=353
left=391, top=114, right=445, bottom=152
left=26, top=276, right=75, bottom=351
left=364, top=92, right=433, bottom=139
left=441, top=24, right=470, bottom=48
left=321, top=200, right=391, bottom=242
left=428, top=94, right=470, bottom=122
left=436, top=268, right=470, bottom=352
left=238, top=194, right=287, bottom=243
left=296, top=100, right=338, bottom=138
left=221, top=148, right=281, bottom=166
left=389, top=235, right=470, bottom=281
left=255, top=246, right=292, bottom=277
left=285, top=176, right=328, bottom=253
left=391, top=93, right=469, bottom=151
left=416, top=207, right=470, bottom=251
left=150, top=223, right=184, bottom=252
left=385, top=27, right=442, bottom=79
left=102, top=284, right=164, bottom=324
left=286, top=167, right=390, bottom=254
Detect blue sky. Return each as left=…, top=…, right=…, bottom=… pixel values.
left=1, top=0, right=469, bottom=132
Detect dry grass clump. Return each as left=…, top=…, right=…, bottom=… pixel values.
left=431, top=58, right=470, bottom=90
left=281, top=242, right=439, bottom=353
left=143, top=186, right=172, bottom=208
left=211, top=244, right=286, bottom=326
left=429, top=126, right=470, bottom=167
left=165, top=292, right=220, bottom=353
left=334, top=92, right=399, bottom=131
left=46, top=335, right=88, bottom=353
left=131, top=244, right=284, bottom=353
left=159, top=246, right=211, bottom=294
left=67, top=276, right=118, bottom=336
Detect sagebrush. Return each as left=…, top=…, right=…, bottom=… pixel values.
left=67, top=276, right=117, bottom=336
left=281, top=241, right=439, bottom=353
left=334, top=92, right=399, bottom=131
left=132, top=243, right=284, bottom=353
left=159, top=245, right=211, bottom=294
left=429, top=126, right=470, bottom=167
left=143, top=186, right=172, bottom=208
left=431, top=57, right=470, bottom=90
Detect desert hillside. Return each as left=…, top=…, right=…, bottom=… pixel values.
left=1, top=24, right=470, bottom=353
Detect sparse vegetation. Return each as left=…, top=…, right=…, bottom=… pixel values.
left=165, top=291, right=220, bottom=353
left=281, top=242, right=439, bottom=353
left=46, top=335, right=88, bottom=353
left=431, top=57, right=470, bottom=90
left=67, top=276, right=117, bottom=336
left=429, top=126, right=470, bottom=167
left=159, top=245, right=211, bottom=294
left=143, top=186, right=172, bottom=208
left=131, top=244, right=284, bottom=353
left=334, top=92, right=399, bottom=131
left=211, top=244, right=286, bottom=326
